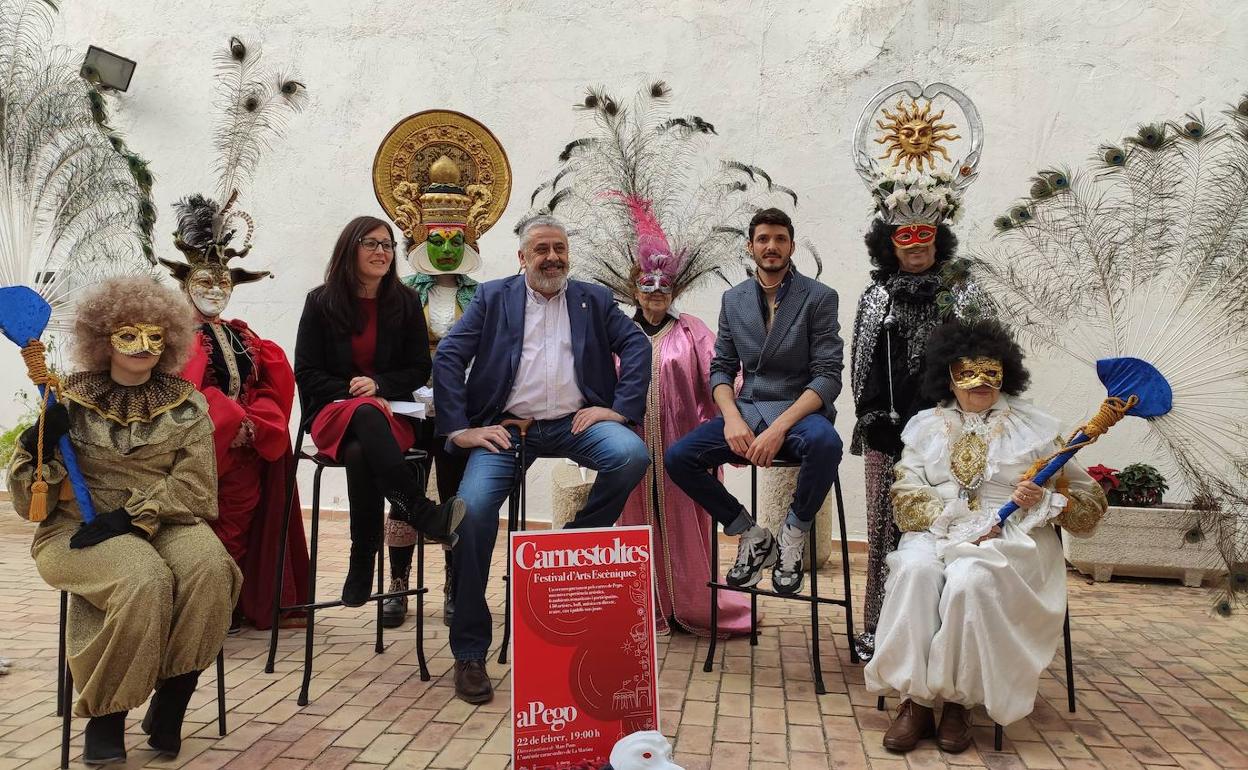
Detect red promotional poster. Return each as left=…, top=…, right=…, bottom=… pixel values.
left=511, top=525, right=659, bottom=770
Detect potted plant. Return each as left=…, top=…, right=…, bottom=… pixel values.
left=1112, top=463, right=1168, bottom=507
left=1063, top=459, right=1226, bottom=588
left=1086, top=464, right=1119, bottom=496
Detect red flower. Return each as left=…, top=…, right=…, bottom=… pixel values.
left=1086, top=464, right=1120, bottom=490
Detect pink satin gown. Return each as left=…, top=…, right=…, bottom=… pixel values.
left=620, top=313, right=752, bottom=637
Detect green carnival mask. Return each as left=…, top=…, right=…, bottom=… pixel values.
left=427, top=227, right=466, bottom=271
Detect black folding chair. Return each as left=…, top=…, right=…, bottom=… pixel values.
left=56, top=591, right=225, bottom=769
left=703, top=461, right=859, bottom=694
left=262, top=422, right=431, bottom=705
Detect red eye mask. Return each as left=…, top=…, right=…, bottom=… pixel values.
left=891, top=224, right=937, bottom=247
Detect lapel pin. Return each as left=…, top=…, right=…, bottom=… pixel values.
left=581, top=302, right=587, bottom=308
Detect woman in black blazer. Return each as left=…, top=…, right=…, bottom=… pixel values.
left=294, top=215, right=464, bottom=606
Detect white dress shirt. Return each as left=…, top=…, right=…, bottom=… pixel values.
left=503, top=282, right=584, bottom=420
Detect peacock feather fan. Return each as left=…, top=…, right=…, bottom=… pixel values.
left=525, top=80, right=817, bottom=304
left=0, top=0, right=157, bottom=330
left=973, top=94, right=1248, bottom=614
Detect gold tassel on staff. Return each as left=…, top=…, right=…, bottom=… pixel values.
left=19, top=339, right=60, bottom=522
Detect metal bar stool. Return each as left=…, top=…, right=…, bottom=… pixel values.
left=262, top=422, right=431, bottom=705
left=874, top=526, right=1077, bottom=751
left=703, top=461, right=859, bottom=694
left=56, top=591, right=226, bottom=769
left=497, top=417, right=533, bottom=665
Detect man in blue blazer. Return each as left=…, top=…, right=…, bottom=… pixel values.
left=433, top=214, right=652, bottom=703
left=666, top=208, right=844, bottom=597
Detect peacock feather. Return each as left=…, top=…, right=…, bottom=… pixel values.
left=525, top=80, right=818, bottom=303
left=0, top=0, right=157, bottom=331
left=973, top=94, right=1248, bottom=613
left=211, top=37, right=306, bottom=220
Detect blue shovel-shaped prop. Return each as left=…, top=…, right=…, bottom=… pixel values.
left=0, top=285, right=97, bottom=522
left=997, top=357, right=1173, bottom=524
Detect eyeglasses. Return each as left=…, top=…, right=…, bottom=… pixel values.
left=359, top=238, right=395, bottom=253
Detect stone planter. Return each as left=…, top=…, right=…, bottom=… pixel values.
left=1063, top=504, right=1227, bottom=587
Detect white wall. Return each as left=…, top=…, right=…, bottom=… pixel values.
left=6, top=0, right=1245, bottom=538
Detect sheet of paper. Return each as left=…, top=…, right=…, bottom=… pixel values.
left=389, top=400, right=426, bottom=418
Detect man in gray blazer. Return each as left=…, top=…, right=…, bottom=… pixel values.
left=666, top=208, right=844, bottom=594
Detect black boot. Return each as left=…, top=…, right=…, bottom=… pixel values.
left=342, top=542, right=379, bottom=607
left=141, top=670, right=201, bottom=757
left=381, top=547, right=411, bottom=629
left=443, top=545, right=456, bottom=627
left=380, top=465, right=466, bottom=545
left=228, top=606, right=244, bottom=635
left=393, top=496, right=466, bottom=546
left=83, top=711, right=127, bottom=765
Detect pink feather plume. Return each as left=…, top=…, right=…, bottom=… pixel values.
left=614, top=193, right=682, bottom=279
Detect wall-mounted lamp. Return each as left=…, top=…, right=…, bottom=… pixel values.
left=81, top=46, right=136, bottom=92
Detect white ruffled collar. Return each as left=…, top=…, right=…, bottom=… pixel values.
left=901, top=395, right=1060, bottom=482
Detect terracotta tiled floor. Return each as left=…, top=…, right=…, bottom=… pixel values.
left=1, top=508, right=1246, bottom=769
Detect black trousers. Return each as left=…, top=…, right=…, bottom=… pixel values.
left=389, top=422, right=467, bottom=578
left=339, top=405, right=407, bottom=548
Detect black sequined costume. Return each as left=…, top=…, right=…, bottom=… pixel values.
left=849, top=269, right=984, bottom=659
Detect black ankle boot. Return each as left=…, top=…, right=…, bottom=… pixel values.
left=83, top=711, right=127, bottom=765
left=390, top=496, right=466, bottom=547
left=142, top=670, right=201, bottom=757
left=379, top=466, right=465, bottom=545
left=342, top=542, right=379, bottom=607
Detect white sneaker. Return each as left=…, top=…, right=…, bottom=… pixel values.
left=773, top=521, right=807, bottom=595
left=726, top=525, right=778, bottom=588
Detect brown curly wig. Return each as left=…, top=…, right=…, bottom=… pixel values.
left=864, top=218, right=958, bottom=275
left=921, top=318, right=1030, bottom=403
left=71, top=276, right=196, bottom=374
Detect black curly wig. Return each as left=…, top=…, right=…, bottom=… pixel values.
left=864, top=218, right=958, bottom=274
left=921, top=318, right=1031, bottom=403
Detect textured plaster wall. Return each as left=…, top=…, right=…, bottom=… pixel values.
left=5, top=0, right=1245, bottom=539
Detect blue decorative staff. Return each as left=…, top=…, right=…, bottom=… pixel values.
left=997, top=358, right=1172, bottom=523
left=0, top=286, right=97, bottom=522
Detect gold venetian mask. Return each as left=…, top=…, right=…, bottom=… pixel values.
left=950, top=356, right=1003, bottom=390
left=110, top=323, right=166, bottom=357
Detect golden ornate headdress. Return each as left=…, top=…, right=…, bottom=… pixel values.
left=853, top=81, right=983, bottom=229
left=372, top=110, right=512, bottom=275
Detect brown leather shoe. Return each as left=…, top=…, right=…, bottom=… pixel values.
left=882, top=699, right=935, bottom=752
left=453, top=660, right=494, bottom=704
left=937, top=702, right=974, bottom=753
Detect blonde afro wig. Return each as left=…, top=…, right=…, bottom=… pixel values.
left=71, top=276, right=196, bottom=374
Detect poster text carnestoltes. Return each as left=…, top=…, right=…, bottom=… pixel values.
left=511, top=526, right=660, bottom=770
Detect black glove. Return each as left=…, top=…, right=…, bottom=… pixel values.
left=69, top=508, right=143, bottom=549
left=19, top=403, right=70, bottom=455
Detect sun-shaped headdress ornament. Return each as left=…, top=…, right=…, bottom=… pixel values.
left=854, top=81, right=983, bottom=241
left=875, top=97, right=961, bottom=172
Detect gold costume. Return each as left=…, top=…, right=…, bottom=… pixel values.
left=7, top=372, right=240, bottom=717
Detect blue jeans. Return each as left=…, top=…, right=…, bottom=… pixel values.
left=664, top=415, right=843, bottom=535
left=450, top=415, right=650, bottom=661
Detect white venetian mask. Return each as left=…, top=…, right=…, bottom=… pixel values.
left=187, top=268, right=234, bottom=319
